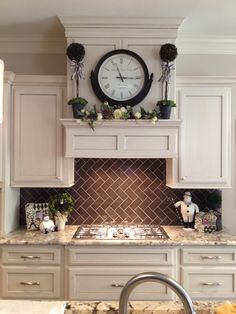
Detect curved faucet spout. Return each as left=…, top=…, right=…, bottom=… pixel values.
left=119, top=272, right=196, bottom=314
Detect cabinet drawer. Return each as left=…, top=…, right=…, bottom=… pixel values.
left=1, top=266, right=61, bottom=299
left=67, top=246, right=175, bottom=266
left=2, top=246, right=61, bottom=265
left=181, top=247, right=236, bottom=265
left=68, top=266, right=175, bottom=300
left=181, top=267, right=236, bottom=299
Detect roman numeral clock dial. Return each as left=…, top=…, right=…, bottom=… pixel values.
left=91, top=49, right=153, bottom=107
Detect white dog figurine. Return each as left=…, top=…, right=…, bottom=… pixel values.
left=174, top=192, right=199, bottom=229
left=39, top=214, right=56, bottom=233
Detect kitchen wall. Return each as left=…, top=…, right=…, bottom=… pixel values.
left=20, top=158, right=218, bottom=226
left=1, top=47, right=235, bottom=231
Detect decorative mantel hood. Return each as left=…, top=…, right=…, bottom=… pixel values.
left=59, top=17, right=183, bottom=160
left=61, top=119, right=181, bottom=159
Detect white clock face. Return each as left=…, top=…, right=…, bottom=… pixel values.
left=98, top=53, right=145, bottom=101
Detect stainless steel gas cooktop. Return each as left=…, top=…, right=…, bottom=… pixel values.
left=73, top=225, right=169, bottom=240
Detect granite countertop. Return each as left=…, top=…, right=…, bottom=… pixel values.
left=66, top=300, right=227, bottom=313
left=0, top=225, right=236, bottom=246
left=0, top=300, right=229, bottom=314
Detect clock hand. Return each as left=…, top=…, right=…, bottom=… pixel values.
left=115, top=64, right=124, bottom=82
left=116, top=76, right=143, bottom=79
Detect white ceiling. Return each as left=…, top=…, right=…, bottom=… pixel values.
left=0, top=0, right=236, bottom=37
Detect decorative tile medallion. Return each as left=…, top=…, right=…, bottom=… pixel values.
left=20, top=159, right=220, bottom=226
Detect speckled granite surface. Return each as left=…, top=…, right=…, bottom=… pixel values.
left=66, top=300, right=225, bottom=313
left=0, top=225, right=236, bottom=246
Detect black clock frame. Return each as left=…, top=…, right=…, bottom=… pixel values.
left=90, top=49, right=153, bottom=107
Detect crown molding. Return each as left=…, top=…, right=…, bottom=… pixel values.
left=13, top=75, right=66, bottom=86
left=1, top=33, right=236, bottom=55
left=0, top=35, right=66, bottom=54
left=59, top=16, right=185, bottom=39
left=176, top=76, right=236, bottom=85
left=177, top=35, right=236, bottom=55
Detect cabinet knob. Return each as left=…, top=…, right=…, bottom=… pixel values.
left=111, top=283, right=124, bottom=288
left=201, top=282, right=222, bottom=286
left=20, top=281, right=40, bottom=286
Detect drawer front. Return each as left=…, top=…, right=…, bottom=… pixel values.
left=181, top=267, right=236, bottom=299
left=2, top=266, right=61, bottom=299
left=67, top=246, right=175, bottom=266
left=68, top=266, right=175, bottom=301
left=181, top=247, right=236, bottom=265
left=2, top=246, right=61, bottom=265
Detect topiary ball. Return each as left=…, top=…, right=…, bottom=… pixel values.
left=159, top=43, right=178, bottom=62
left=67, top=43, right=85, bottom=62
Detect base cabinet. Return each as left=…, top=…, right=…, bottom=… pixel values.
left=180, top=246, right=236, bottom=299
left=0, top=245, right=63, bottom=300
left=1, top=244, right=236, bottom=301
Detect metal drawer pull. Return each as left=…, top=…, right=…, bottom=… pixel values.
left=202, top=282, right=222, bottom=286
left=21, top=255, right=40, bottom=259
left=111, top=284, right=124, bottom=288
left=20, top=281, right=40, bottom=286
left=201, top=256, right=222, bottom=260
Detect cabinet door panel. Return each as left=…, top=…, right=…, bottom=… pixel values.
left=181, top=267, right=236, bottom=299
left=68, top=266, right=175, bottom=301
left=179, top=87, right=230, bottom=185
left=2, top=266, right=61, bottom=299
left=13, top=87, right=62, bottom=183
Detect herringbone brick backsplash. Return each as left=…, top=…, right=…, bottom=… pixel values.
left=20, top=159, right=219, bottom=226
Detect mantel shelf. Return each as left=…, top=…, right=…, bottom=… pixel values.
left=60, top=119, right=182, bottom=129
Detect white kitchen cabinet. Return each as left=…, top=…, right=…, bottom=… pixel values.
left=1, top=245, right=63, bottom=299
left=11, top=76, right=74, bottom=187
left=167, top=78, right=231, bottom=188
left=66, top=246, right=177, bottom=301
left=180, top=246, right=236, bottom=299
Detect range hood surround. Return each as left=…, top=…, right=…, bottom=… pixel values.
left=59, top=17, right=184, bottom=160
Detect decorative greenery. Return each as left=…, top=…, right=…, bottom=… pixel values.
left=48, top=192, right=75, bottom=217
left=66, top=43, right=85, bottom=62
left=68, top=97, right=88, bottom=106
left=159, top=43, right=178, bottom=63
left=75, top=102, right=159, bottom=130
left=157, top=100, right=176, bottom=107
left=158, top=43, right=178, bottom=105
left=66, top=43, right=85, bottom=101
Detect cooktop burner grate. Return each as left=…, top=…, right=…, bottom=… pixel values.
left=73, top=225, right=169, bottom=240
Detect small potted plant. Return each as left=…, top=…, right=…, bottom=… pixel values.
left=157, top=43, right=178, bottom=119
left=67, top=43, right=88, bottom=118
left=48, top=192, right=75, bottom=231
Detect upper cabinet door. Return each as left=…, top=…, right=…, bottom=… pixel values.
left=167, top=84, right=231, bottom=188
left=12, top=81, right=74, bottom=187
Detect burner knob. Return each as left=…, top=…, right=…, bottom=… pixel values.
left=118, top=229, right=123, bottom=234
left=124, top=232, right=130, bottom=238
left=113, top=232, right=118, bottom=238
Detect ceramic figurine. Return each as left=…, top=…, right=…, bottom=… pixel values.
left=174, top=192, right=199, bottom=230
left=39, top=214, right=56, bottom=234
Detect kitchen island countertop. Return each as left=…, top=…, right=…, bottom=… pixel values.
left=0, top=225, right=236, bottom=246
left=0, top=300, right=228, bottom=314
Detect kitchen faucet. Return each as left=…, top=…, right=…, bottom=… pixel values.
left=119, top=272, right=196, bottom=314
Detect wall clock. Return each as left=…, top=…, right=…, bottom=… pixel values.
left=90, top=49, right=153, bottom=106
